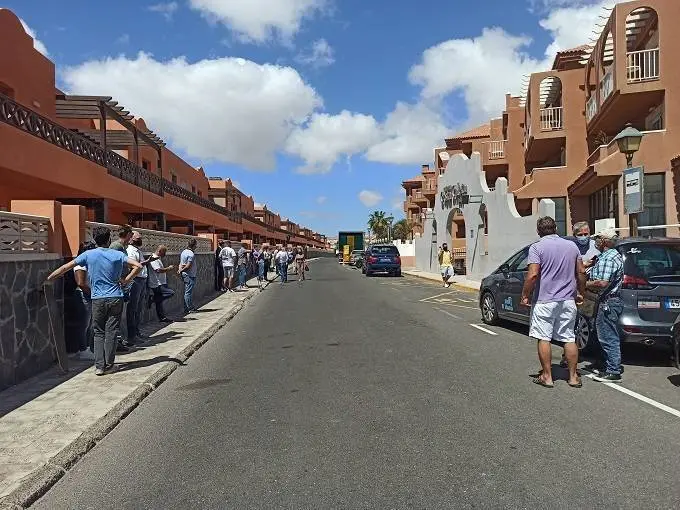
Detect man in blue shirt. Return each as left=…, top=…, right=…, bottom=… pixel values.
left=47, top=226, right=142, bottom=375
left=178, top=239, right=198, bottom=313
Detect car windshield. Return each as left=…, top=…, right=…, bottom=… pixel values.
left=371, top=246, right=399, bottom=255
left=622, top=243, right=680, bottom=279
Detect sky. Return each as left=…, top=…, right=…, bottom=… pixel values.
left=4, top=0, right=613, bottom=235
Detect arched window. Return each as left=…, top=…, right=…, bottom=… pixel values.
left=626, top=7, right=659, bottom=82
left=539, top=76, right=563, bottom=130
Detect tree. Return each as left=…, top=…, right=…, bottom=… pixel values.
left=392, top=219, right=414, bottom=241
left=368, top=210, right=389, bottom=241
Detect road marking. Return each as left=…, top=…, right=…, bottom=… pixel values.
left=435, top=307, right=462, bottom=320
left=419, top=291, right=457, bottom=303
left=584, top=374, right=680, bottom=419
left=470, top=324, right=498, bottom=336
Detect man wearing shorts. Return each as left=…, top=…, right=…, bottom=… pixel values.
left=219, top=240, right=236, bottom=292
left=438, top=243, right=454, bottom=288
left=521, top=217, right=586, bottom=388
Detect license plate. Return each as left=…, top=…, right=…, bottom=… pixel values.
left=666, top=299, right=680, bottom=309
left=380, top=258, right=390, bottom=263
left=638, top=300, right=660, bottom=309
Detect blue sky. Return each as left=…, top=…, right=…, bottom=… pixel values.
left=4, top=0, right=606, bottom=235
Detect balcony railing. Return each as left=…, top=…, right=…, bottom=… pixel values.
left=163, top=180, right=242, bottom=223
left=600, top=68, right=614, bottom=104
left=540, top=107, right=563, bottom=131
left=0, top=92, right=163, bottom=196
left=586, top=95, right=598, bottom=123
left=0, top=211, right=49, bottom=254
left=486, top=140, right=506, bottom=160
left=627, top=48, right=660, bottom=83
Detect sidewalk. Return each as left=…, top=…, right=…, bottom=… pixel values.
left=402, top=268, right=481, bottom=292
left=0, top=274, right=274, bottom=508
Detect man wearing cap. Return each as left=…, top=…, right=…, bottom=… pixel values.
left=586, top=229, right=624, bottom=383
left=438, top=243, right=454, bottom=288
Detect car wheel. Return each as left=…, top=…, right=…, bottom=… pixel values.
left=396, top=270, right=402, bottom=277
left=481, top=292, right=499, bottom=325
left=575, top=313, right=595, bottom=352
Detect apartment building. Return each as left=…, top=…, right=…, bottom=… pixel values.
left=404, top=0, right=679, bottom=246
left=0, top=8, right=324, bottom=249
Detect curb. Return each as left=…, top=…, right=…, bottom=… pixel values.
left=0, top=284, right=266, bottom=509
left=402, top=271, right=480, bottom=293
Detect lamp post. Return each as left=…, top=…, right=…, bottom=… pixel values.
left=613, top=123, right=644, bottom=237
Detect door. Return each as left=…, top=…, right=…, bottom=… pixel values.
left=498, top=247, right=530, bottom=323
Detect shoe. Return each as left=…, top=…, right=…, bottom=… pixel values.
left=79, top=349, right=96, bottom=361
left=159, top=317, right=173, bottom=323
left=592, top=372, right=622, bottom=383
left=95, top=368, right=105, bottom=376
left=104, top=364, right=119, bottom=374
left=116, top=343, right=130, bottom=353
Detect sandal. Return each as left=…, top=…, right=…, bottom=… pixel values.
left=532, top=378, right=554, bottom=388
left=568, top=380, right=583, bottom=388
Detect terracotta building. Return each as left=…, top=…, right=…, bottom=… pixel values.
left=0, top=8, right=324, bottom=251
left=404, top=0, right=680, bottom=250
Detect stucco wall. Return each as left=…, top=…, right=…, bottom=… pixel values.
left=0, top=256, right=63, bottom=390
left=415, top=153, right=555, bottom=281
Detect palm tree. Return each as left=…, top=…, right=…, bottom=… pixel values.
left=392, top=219, right=414, bottom=241
left=368, top=210, right=389, bottom=241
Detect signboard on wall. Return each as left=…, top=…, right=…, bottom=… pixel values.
left=440, top=183, right=469, bottom=210
left=623, top=166, right=644, bottom=215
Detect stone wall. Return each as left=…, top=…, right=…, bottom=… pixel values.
left=0, top=256, right=63, bottom=391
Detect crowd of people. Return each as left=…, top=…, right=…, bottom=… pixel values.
left=520, top=217, right=624, bottom=388
left=48, top=226, right=312, bottom=376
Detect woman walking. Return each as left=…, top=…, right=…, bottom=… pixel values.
left=295, top=246, right=306, bottom=283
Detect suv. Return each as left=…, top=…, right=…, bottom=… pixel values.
left=478, top=238, right=680, bottom=352
left=363, top=244, right=401, bottom=277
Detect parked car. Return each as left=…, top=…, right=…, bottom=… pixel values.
left=363, top=244, right=401, bottom=277
left=350, top=249, right=364, bottom=266
left=478, top=238, right=680, bottom=352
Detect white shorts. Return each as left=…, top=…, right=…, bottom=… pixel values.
left=529, top=300, right=577, bottom=343
left=441, top=266, right=454, bottom=278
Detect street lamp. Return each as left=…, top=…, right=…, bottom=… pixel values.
left=613, top=123, right=644, bottom=237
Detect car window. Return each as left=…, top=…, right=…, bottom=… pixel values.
left=501, top=249, right=526, bottom=271
left=510, top=248, right=529, bottom=272
left=371, top=246, right=399, bottom=255
left=623, top=243, right=680, bottom=278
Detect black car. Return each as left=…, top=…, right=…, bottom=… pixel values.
left=478, top=238, right=680, bottom=352
left=363, top=244, right=402, bottom=277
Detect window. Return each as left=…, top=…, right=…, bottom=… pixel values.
left=371, top=246, right=399, bottom=255
left=142, top=159, right=150, bottom=170
left=192, top=185, right=196, bottom=194
left=198, top=191, right=202, bottom=197
left=551, top=197, right=567, bottom=236
left=589, top=182, right=618, bottom=231
left=623, top=243, right=680, bottom=278
left=171, top=173, right=177, bottom=184
left=638, top=174, right=666, bottom=237
left=645, top=104, right=664, bottom=131
left=502, top=248, right=528, bottom=273
left=511, top=248, right=530, bottom=272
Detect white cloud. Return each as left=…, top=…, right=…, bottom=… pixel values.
left=63, top=52, right=321, bottom=171
left=358, top=190, right=383, bottom=208
left=316, top=196, right=327, bottom=204
left=296, top=38, right=335, bottom=68
left=188, top=0, right=327, bottom=43
left=540, top=1, right=609, bottom=59
left=285, top=110, right=381, bottom=174
left=148, top=2, right=179, bottom=21
left=19, top=19, right=48, bottom=56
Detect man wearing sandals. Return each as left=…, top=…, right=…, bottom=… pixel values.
left=521, top=217, right=587, bottom=388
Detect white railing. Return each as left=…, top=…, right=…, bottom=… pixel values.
left=486, top=140, right=506, bottom=160
left=600, top=68, right=614, bottom=104
left=86, top=222, right=213, bottom=254
left=586, top=95, right=598, bottom=123
left=540, top=107, right=563, bottom=131
left=0, top=211, right=50, bottom=254
left=627, top=48, right=659, bottom=82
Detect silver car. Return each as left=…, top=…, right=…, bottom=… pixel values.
left=478, top=238, right=680, bottom=353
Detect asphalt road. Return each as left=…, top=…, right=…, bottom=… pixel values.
left=36, top=259, right=680, bottom=509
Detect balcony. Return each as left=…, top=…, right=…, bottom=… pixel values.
left=487, top=140, right=506, bottom=160
left=540, top=107, right=563, bottom=131
left=627, top=48, right=659, bottom=83
left=588, top=129, right=667, bottom=177
left=600, top=68, right=614, bottom=104
left=412, top=190, right=428, bottom=204
left=586, top=95, right=598, bottom=123
left=423, top=181, right=437, bottom=197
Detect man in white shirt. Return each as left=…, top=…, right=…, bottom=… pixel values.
left=219, top=240, right=237, bottom=292
left=148, top=245, right=175, bottom=322
left=276, top=248, right=289, bottom=284
left=126, top=231, right=152, bottom=343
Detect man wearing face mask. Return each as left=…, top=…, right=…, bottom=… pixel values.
left=567, top=221, right=600, bottom=267
left=126, top=231, right=152, bottom=344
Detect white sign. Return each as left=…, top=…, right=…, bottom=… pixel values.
left=624, top=172, right=640, bottom=194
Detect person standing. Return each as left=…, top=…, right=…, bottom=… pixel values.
left=263, top=247, right=272, bottom=281
left=109, top=225, right=134, bottom=351
left=47, top=226, right=142, bottom=375
left=148, top=245, right=175, bottom=322
left=215, top=240, right=225, bottom=291
left=587, top=230, right=624, bottom=383
left=438, top=243, right=454, bottom=288
left=276, top=247, right=289, bottom=284
left=568, top=221, right=600, bottom=267
left=73, top=241, right=97, bottom=361
left=178, top=239, right=198, bottom=313
left=256, top=250, right=266, bottom=291
left=295, top=246, right=306, bottom=283
left=521, top=217, right=586, bottom=388
left=237, top=245, right=248, bottom=290
left=219, top=240, right=236, bottom=292
left=126, top=231, right=151, bottom=344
